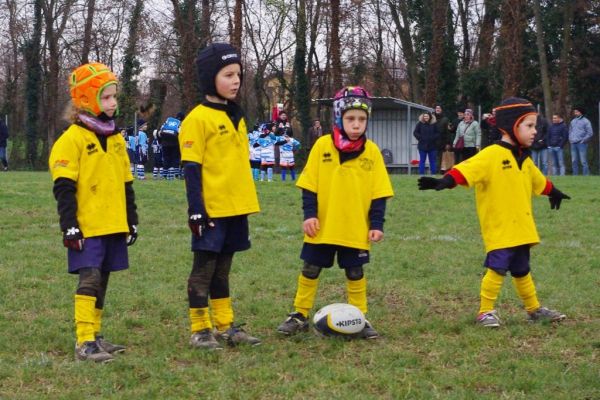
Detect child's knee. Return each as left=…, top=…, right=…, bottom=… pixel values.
left=77, top=268, right=102, bottom=297
left=301, top=262, right=322, bottom=279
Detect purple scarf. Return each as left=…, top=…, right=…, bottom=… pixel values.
left=78, top=113, right=116, bottom=136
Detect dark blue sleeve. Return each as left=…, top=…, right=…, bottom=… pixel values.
left=302, top=189, right=318, bottom=220
left=368, top=197, right=387, bottom=231
left=183, top=162, right=206, bottom=216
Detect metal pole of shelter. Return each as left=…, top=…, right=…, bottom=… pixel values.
left=407, top=105, right=412, bottom=175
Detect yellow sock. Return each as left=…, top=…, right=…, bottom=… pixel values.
left=479, top=269, right=505, bottom=314
left=75, top=294, right=97, bottom=345
left=512, top=273, right=540, bottom=312
left=293, top=274, right=319, bottom=318
left=210, top=297, right=234, bottom=331
left=94, top=308, right=103, bottom=337
left=346, top=277, right=368, bottom=315
left=189, top=307, right=212, bottom=332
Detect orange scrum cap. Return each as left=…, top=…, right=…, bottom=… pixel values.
left=69, top=62, right=118, bottom=116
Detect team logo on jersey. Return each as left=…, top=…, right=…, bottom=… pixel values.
left=53, top=159, right=69, bottom=168
left=114, top=142, right=124, bottom=153
left=183, top=140, right=194, bottom=148
left=87, top=143, right=98, bottom=155
left=218, top=124, right=229, bottom=135
left=359, top=157, right=373, bottom=171
left=322, top=152, right=332, bottom=163
left=502, top=159, right=512, bottom=170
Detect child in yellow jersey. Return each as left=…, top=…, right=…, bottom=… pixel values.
left=180, top=43, right=261, bottom=350
left=277, top=86, right=394, bottom=339
left=49, top=63, right=138, bottom=363
left=418, top=97, right=570, bottom=327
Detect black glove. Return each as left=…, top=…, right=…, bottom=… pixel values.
left=188, top=213, right=212, bottom=237
left=63, top=226, right=84, bottom=251
left=418, top=175, right=456, bottom=191
left=126, top=224, right=138, bottom=246
left=548, top=187, right=571, bottom=210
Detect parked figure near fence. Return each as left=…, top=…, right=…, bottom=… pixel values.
left=136, top=121, right=149, bottom=180
left=308, top=119, right=323, bottom=149
left=158, top=112, right=184, bottom=180
left=413, top=112, right=440, bottom=175
left=547, top=114, right=569, bottom=176
left=530, top=114, right=549, bottom=175
left=568, top=106, right=593, bottom=176
left=453, top=109, right=481, bottom=162
left=481, top=110, right=500, bottom=148
left=0, top=116, right=9, bottom=171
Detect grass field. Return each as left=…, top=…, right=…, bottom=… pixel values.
left=0, top=172, right=598, bottom=399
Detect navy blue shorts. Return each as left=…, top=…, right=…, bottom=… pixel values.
left=67, top=234, right=129, bottom=274
left=484, top=245, right=531, bottom=277
left=191, top=215, right=250, bottom=253
left=300, top=243, right=370, bottom=269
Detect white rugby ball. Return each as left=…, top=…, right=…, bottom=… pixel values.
left=313, top=303, right=365, bottom=336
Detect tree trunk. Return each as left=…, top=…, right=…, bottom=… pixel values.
left=557, top=0, right=575, bottom=119
left=43, top=0, right=76, bottom=147
left=232, top=0, right=243, bottom=49
left=172, top=0, right=201, bottom=111
left=456, top=0, right=471, bottom=70
left=295, top=0, right=312, bottom=150
left=330, top=0, right=342, bottom=89
left=119, top=0, right=144, bottom=126
left=499, top=0, right=526, bottom=97
left=476, top=0, right=500, bottom=68
left=423, top=0, right=448, bottom=106
left=81, top=0, right=96, bottom=64
left=373, top=0, right=386, bottom=95
left=306, top=0, right=322, bottom=100
left=200, top=0, right=211, bottom=49
left=532, top=0, right=552, bottom=118
left=25, top=0, right=43, bottom=168
left=387, top=0, right=421, bottom=102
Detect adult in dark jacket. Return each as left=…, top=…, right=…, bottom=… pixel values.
left=0, top=117, right=8, bottom=171
left=413, top=112, right=440, bottom=175
left=531, top=114, right=549, bottom=175
left=547, top=114, right=569, bottom=176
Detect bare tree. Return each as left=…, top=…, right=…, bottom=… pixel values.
left=476, top=0, right=499, bottom=68
left=81, top=0, right=95, bottom=63
left=556, top=0, right=575, bottom=118
left=42, top=0, right=76, bottom=146
left=171, top=0, right=201, bottom=111
left=423, top=0, right=449, bottom=106
left=330, top=0, right=342, bottom=89
left=456, top=0, right=471, bottom=70
left=499, top=0, right=526, bottom=97
left=387, top=0, right=421, bottom=101
left=532, top=0, right=552, bottom=118
left=232, top=0, right=243, bottom=49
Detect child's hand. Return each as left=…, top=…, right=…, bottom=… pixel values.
left=369, top=230, right=384, bottom=243
left=303, top=218, right=320, bottom=238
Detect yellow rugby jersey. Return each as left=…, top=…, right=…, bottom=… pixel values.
left=179, top=103, right=260, bottom=217
left=297, top=135, right=394, bottom=250
left=49, top=124, right=133, bottom=237
left=454, top=144, right=547, bottom=252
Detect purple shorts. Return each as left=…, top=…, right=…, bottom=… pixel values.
left=300, top=243, right=370, bottom=269
left=191, top=215, right=250, bottom=253
left=484, top=245, right=531, bottom=277
left=67, top=234, right=129, bottom=274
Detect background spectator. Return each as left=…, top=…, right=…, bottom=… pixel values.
left=568, top=106, right=593, bottom=175
left=413, top=112, right=440, bottom=175
left=531, top=114, right=549, bottom=175
left=0, top=117, right=8, bottom=171
left=547, top=114, right=569, bottom=176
